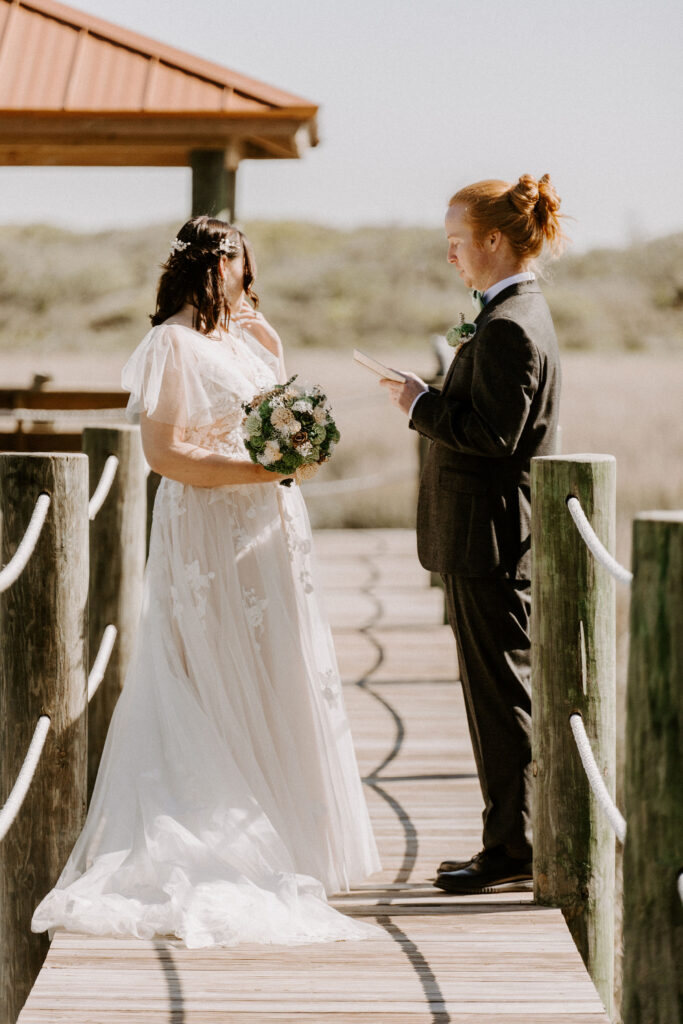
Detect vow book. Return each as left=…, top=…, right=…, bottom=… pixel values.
left=353, top=349, right=406, bottom=383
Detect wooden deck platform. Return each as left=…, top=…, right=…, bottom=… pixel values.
left=18, top=529, right=609, bottom=1023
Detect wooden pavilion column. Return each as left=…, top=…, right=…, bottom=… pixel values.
left=190, top=149, right=238, bottom=221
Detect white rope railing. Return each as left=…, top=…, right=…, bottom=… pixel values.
left=566, top=496, right=633, bottom=585
left=0, top=716, right=51, bottom=842
left=570, top=713, right=626, bottom=843
left=302, top=467, right=406, bottom=497
left=88, top=455, right=119, bottom=521
left=0, top=493, right=51, bottom=593
left=87, top=625, right=118, bottom=702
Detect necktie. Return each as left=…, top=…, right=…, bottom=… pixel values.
left=471, top=289, right=485, bottom=313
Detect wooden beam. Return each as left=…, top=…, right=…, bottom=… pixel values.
left=246, top=134, right=298, bottom=159
left=0, top=388, right=128, bottom=410
left=0, top=109, right=316, bottom=140
left=0, top=143, right=193, bottom=165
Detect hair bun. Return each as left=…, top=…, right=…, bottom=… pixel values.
left=508, top=173, right=564, bottom=248
left=536, top=173, right=562, bottom=225
left=508, top=174, right=540, bottom=217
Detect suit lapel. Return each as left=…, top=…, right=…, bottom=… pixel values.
left=441, top=280, right=542, bottom=392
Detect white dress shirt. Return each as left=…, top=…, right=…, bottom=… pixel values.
left=408, top=271, right=536, bottom=419
left=481, top=270, right=535, bottom=305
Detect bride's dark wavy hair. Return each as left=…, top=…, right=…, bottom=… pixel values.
left=151, top=216, right=259, bottom=334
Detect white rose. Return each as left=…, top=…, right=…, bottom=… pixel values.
left=298, top=441, right=314, bottom=458
left=313, top=405, right=328, bottom=425
left=260, top=439, right=281, bottom=466
left=292, top=399, right=314, bottom=415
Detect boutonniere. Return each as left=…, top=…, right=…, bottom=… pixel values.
left=445, top=313, right=477, bottom=351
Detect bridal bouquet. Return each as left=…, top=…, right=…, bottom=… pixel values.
left=241, top=376, right=340, bottom=486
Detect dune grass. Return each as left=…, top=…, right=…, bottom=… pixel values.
left=1, top=220, right=681, bottom=355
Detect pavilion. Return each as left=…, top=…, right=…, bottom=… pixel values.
left=0, top=0, right=319, bottom=218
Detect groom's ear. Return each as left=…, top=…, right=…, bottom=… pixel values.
left=485, top=229, right=502, bottom=253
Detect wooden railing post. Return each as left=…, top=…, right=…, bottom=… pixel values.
left=531, top=454, right=617, bottom=1018
left=146, top=470, right=161, bottom=558
left=622, top=511, right=683, bottom=1024
left=0, top=453, right=88, bottom=1024
left=82, top=427, right=146, bottom=799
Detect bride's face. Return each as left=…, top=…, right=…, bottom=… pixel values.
left=220, top=249, right=245, bottom=307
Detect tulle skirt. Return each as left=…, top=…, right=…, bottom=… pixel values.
left=32, top=479, right=380, bottom=947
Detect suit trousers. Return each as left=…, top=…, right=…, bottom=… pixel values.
left=442, top=574, right=533, bottom=860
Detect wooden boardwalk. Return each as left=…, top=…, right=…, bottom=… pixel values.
left=18, top=529, right=609, bottom=1023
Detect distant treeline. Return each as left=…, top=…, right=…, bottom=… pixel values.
left=0, top=220, right=681, bottom=354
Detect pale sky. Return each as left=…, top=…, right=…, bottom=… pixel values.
left=1, top=0, right=681, bottom=251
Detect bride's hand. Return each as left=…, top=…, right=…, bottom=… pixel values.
left=232, top=298, right=282, bottom=355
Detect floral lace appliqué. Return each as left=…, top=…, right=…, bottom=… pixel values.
left=279, top=504, right=314, bottom=593
left=155, top=479, right=187, bottom=520
left=242, top=587, right=269, bottom=649
left=172, top=560, right=216, bottom=621
left=280, top=505, right=312, bottom=557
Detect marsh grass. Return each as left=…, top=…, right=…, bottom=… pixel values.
left=1, top=220, right=681, bottom=354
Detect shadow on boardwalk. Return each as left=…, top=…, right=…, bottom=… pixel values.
left=18, top=529, right=608, bottom=1024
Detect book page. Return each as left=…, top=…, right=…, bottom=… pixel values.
left=353, top=349, right=406, bottom=383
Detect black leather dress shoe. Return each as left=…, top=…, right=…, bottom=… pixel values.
left=434, top=848, right=532, bottom=894
left=436, top=851, right=484, bottom=874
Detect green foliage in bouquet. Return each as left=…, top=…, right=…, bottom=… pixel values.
left=241, top=376, right=340, bottom=485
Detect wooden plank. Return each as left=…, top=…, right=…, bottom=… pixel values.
left=0, top=388, right=128, bottom=410
left=17, top=529, right=609, bottom=1023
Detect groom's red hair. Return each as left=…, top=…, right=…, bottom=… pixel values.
left=449, top=174, right=568, bottom=260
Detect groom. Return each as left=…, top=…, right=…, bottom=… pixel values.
left=380, top=197, right=560, bottom=894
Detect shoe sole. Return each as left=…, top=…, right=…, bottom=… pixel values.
left=434, top=878, right=533, bottom=895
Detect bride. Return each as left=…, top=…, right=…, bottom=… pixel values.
left=31, top=216, right=380, bottom=948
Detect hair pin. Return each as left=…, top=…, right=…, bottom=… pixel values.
left=169, top=238, right=190, bottom=255
left=168, top=236, right=241, bottom=258
left=218, top=237, right=242, bottom=256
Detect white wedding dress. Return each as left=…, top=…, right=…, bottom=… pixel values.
left=31, top=321, right=380, bottom=948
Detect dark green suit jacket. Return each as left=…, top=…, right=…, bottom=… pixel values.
left=411, top=280, right=560, bottom=578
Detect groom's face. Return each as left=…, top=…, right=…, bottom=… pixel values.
left=445, top=204, right=489, bottom=291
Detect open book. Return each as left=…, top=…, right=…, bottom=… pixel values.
left=353, top=349, right=406, bottom=383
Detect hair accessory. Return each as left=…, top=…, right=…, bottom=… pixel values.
left=169, top=238, right=190, bottom=255
left=218, top=236, right=242, bottom=256
left=168, top=235, right=241, bottom=258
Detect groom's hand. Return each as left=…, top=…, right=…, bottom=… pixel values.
left=379, top=372, right=428, bottom=416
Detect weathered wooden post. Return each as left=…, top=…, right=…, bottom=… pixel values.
left=190, top=148, right=237, bottom=219
left=622, top=511, right=683, bottom=1024
left=0, top=453, right=88, bottom=1024
left=146, top=470, right=162, bottom=557
left=531, top=454, right=617, bottom=1018
left=82, top=427, right=146, bottom=799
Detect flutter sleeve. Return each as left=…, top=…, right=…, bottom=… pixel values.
left=121, top=325, right=215, bottom=429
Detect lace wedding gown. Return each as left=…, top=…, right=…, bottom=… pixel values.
left=31, top=321, right=380, bottom=948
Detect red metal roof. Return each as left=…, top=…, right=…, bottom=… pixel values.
left=0, top=0, right=319, bottom=164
